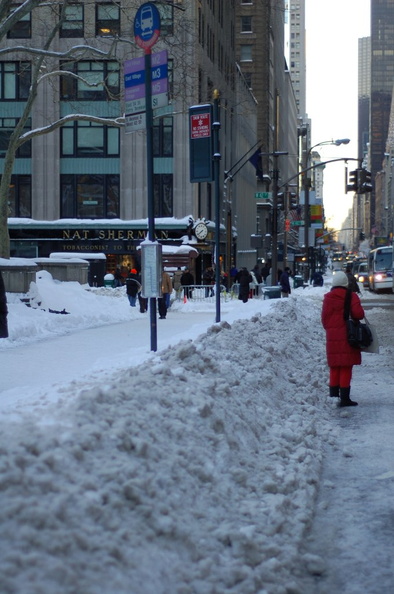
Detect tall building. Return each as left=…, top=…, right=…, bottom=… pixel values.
left=285, top=0, right=306, bottom=120
left=370, top=0, right=394, bottom=234
left=236, top=0, right=299, bottom=268
left=358, top=36, right=371, bottom=238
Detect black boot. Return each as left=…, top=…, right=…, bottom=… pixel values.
left=339, top=387, right=358, bottom=407
left=329, top=385, right=340, bottom=398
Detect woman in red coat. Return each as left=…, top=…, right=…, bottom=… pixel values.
left=321, top=271, right=365, bottom=407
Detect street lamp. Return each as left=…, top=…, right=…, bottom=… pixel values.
left=303, top=138, right=350, bottom=281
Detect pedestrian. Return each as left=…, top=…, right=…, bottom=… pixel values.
left=321, top=271, right=365, bottom=407
left=279, top=267, right=291, bottom=297
left=181, top=267, right=194, bottom=299
left=311, top=270, right=324, bottom=287
left=235, top=267, right=252, bottom=303
left=172, top=266, right=183, bottom=299
left=345, top=263, right=361, bottom=293
left=252, top=264, right=263, bottom=284
left=203, top=266, right=215, bottom=297
left=114, top=267, right=124, bottom=287
left=0, top=270, right=9, bottom=338
left=158, top=269, right=172, bottom=319
left=125, top=269, right=141, bottom=307
left=230, top=264, right=238, bottom=287
left=260, top=263, right=270, bottom=282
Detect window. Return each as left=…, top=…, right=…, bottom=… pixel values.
left=61, top=174, right=120, bottom=218
left=154, top=174, right=173, bottom=217
left=60, top=61, right=120, bottom=100
left=158, top=4, right=174, bottom=35
left=96, top=3, right=120, bottom=37
left=60, top=4, right=84, bottom=38
left=0, top=118, right=31, bottom=157
left=240, top=45, right=252, bottom=61
left=6, top=175, right=31, bottom=217
left=7, top=7, right=31, bottom=39
left=241, top=16, right=252, bottom=33
left=0, top=62, right=31, bottom=100
left=153, top=117, right=173, bottom=157
left=61, top=120, right=119, bottom=157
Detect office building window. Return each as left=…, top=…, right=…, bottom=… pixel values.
left=0, top=62, right=31, bottom=100
left=0, top=118, right=31, bottom=157
left=6, top=175, right=31, bottom=217
left=96, top=3, right=120, bottom=37
left=158, top=4, right=174, bottom=35
left=241, top=16, right=252, bottom=33
left=60, top=4, right=84, bottom=38
left=153, top=174, right=173, bottom=217
left=240, top=45, right=252, bottom=61
left=61, top=174, right=120, bottom=218
left=60, top=61, right=120, bottom=100
left=7, top=7, right=31, bottom=38
left=153, top=117, right=173, bottom=157
left=61, top=120, right=119, bottom=157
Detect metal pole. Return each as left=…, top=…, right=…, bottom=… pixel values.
left=212, top=90, right=221, bottom=323
left=145, top=49, right=157, bottom=351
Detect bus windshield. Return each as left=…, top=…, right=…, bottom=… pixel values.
left=375, top=250, right=392, bottom=271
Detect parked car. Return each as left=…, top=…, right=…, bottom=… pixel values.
left=354, top=261, right=369, bottom=288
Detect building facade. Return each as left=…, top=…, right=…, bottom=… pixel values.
left=1, top=1, right=299, bottom=281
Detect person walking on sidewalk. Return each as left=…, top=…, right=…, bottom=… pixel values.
left=321, top=271, right=365, bottom=407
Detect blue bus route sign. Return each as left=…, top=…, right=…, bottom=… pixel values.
left=134, top=2, right=161, bottom=50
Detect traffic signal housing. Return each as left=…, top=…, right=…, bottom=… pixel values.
left=358, top=168, right=372, bottom=194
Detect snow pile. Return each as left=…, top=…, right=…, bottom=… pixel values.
left=0, top=294, right=333, bottom=594
left=4, top=274, right=135, bottom=348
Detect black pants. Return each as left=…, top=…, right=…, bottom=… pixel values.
left=158, top=296, right=167, bottom=318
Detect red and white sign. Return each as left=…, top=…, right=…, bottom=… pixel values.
left=190, top=113, right=211, bottom=139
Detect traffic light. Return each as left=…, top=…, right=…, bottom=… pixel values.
left=358, top=168, right=372, bottom=194
left=346, top=169, right=359, bottom=193
left=277, top=192, right=284, bottom=209
left=359, top=231, right=365, bottom=240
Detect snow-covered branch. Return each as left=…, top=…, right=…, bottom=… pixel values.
left=18, top=114, right=126, bottom=144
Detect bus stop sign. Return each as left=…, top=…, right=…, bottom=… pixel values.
left=134, top=2, right=161, bottom=50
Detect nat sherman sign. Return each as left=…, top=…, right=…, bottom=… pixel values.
left=62, top=228, right=170, bottom=241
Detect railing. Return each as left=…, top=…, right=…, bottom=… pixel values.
left=174, top=285, right=232, bottom=303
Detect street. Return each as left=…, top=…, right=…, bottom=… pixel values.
left=298, top=298, right=394, bottom=593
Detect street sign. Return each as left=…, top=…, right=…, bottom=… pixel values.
left=189, top=104, right=213, bottom=182
left=255, top=191, right=272, bottom=200
left=124, top=50, right=168, bottom=134
left=124, top=51, right=168, bottom=116
left=134, top=2, right=161, bottom=50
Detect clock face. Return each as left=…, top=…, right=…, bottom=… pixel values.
left=195, top=223, right=208, bottom=240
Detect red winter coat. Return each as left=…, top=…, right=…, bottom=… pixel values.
left=321, top=286, right=365, bottom=367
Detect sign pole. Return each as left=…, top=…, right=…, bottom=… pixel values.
left=145, top=48, right=157, bottom=351
left=212, top=90, right=221, bottom=323
left=134, top=1, right=161, bottom=352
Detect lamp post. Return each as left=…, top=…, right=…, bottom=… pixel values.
left=303, top=138, right=350, bottom=282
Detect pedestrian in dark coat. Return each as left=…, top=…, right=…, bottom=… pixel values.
left=345, top=264, right=361, bottom=293
left=125, top=269, right=141, bottom=307
left=0, top=270, right=8, bottom=338
left=181, top=268, right=194, bottom=299
left=279, top=267, right=291, bottom=297
left=321, top=271, right=365, bottom=406
left=235, top=267, right=252, bottom=303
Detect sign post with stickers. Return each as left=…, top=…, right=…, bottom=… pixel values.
left=133, top=2, right=161, bottom=351
left=189, top=104, right=214, bottom=183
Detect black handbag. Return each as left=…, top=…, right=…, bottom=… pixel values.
left=344, top=290, right=373, bottom=350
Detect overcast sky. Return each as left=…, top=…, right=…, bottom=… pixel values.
left=305, top=0, right=370, bottom=232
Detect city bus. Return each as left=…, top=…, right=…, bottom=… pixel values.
left=367, top=246, right=393, bottom=293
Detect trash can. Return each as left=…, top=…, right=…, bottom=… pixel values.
left=104, top=273, right=115, bottom=288
left=293, top=275, right=304, bottom=289
left=263, top=286, right=281, bottom=299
